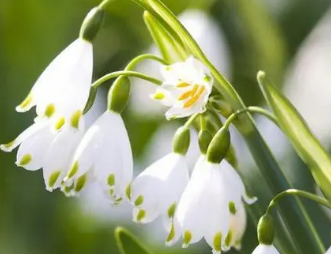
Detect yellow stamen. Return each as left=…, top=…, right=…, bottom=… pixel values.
left=176, top=82, right=190, bottom=88
left=183, top=86, right=205, bottom=108
left=178, top=90, right=192, bottom=101
left=190, top=84, right=199, bottom=95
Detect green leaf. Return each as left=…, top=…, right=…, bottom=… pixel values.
left=257, top=71, right=331, bottom=204
left=115, top=227, right=153, bottom=254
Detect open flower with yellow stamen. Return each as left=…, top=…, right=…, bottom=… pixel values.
left=151, top=56, right=213, bottom=120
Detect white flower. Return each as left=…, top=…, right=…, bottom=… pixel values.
left=129, top=153, right=189, bottom=225
left=16, top=38, right=93, bottom=125
left=168, top=158, right=256, bottom=253
left=0, top=113, right=85, bottom=191
left=252, top=244, right=280, bottom=254
left=326, top=246, right=331, bottom=254
left=64, top=110, right=133, bottom=202
left=151, top=56, right=213, bottom=120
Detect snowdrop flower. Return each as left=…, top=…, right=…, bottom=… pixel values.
left=64, top=110, right=133, bottom=201
left=252, top=244, right=280, bottom=254
left=16, top=7, right=104, bottom=126
left=170, top=159, right=256, bottom=253
left=168, top=127, right=256, bottom=253
left=129, top=127, right=190, bottom=224
left=64, top=77, right=133, bottom=202
left=151, top=56, right=213, bottom=120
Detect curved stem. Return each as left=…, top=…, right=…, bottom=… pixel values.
left=92, top=70, right=162, bottom=88
left=266, top=189, right=331, bottom=214
left=224, top=106, right=278, bottom=129
left=99, top=0, right=113, bottom=9
left=184, top=113, right=200, bottom=128
left=125, top=54, right=168, bottom=71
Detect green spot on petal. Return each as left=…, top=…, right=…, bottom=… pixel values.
left=74, top=174, right=87, bottom=192
left=134, top=195, right=144, bottom=206
left=48, top=171, right=61, bottom=188
left=18, top=93, right=33, bottom=109
left=203, top=75, right=212, bottom=82
left=167, top=203, right=176, bottom=218
left=125, top=184, right=131, bottom=199
left=55, top=117, right=65, bottom=130
left=45, top=104, right=56, bottom=117
left=2, top=140, right=15, bottom=149
left=213, top=232, right=222, bottom=252
left=183, top=231, right=192, bottom=246
left=136, top=210, right=146, bottom=222
left=107, top=174, right=115, bottom=186
left=67, top=161, right=79, bottom=178
left=225, top=230, right=233, bottom=247
left=229, top=201, right=236, bottom=215
left=71, top=110, right=82, bottom=129
left=18, top=154, right=32, bottom=166
left=152, top=92, right=165, bottom=100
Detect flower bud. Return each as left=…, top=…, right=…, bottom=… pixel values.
left=79, top=7, right=105, bottom=42
left=173, top=127, right=190, bottom=156
left=198, top=130, right=213, bottom=154
left=108, top=77, right=131, bottom=114
left=257, top=214, right=275, bottom=245
left=206, top=126, right=230, bottom=164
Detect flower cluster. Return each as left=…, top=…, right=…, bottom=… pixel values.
left=1, top=6, right=258, bottom=254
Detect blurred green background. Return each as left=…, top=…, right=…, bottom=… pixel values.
left=2, top=0, right=331, bottom=253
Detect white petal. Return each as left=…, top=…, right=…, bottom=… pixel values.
left=325, top=246, right=331, bottom=254
left=226, top=202, right=247, bottom=250
left=251, top=244, right=280, bottom=254
left=131, top=153, right=189, bottom=224
left=17, top=39, right=93, bottom=123
left=16, top=122, right=55, bottom=171
left=43, top=125, right=84, bottom=191
left=0, top=120, right=48, bottom=152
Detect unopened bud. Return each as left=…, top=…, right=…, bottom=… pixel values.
left=108, top=77, right=131, bottom=113
left=206, top=126, right=230, bottom=164
left=173, top=127, right=190, bottom=156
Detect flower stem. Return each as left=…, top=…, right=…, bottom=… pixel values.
left=99, top=0, right=113, bottom=9
left=124, top=54, right=168, bottom=71
left=184, top=113, right=200, bottom=128
left=223, top=106, right=278, bottom=129
left=266, top=189, right=331, bottom=214
left=92, top=70, right=162, bottom=88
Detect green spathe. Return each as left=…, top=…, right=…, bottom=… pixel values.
left=108, top=77, right=131, bottom=113
left=172, top=126, right=190, bottom=156
left=79, top=7, right=105, bottom=42
left=257, top=214, right=275, bottom=245
left=206, top=126, right=230, bottom=164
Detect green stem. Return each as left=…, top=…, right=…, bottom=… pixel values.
left=267, top=189, right=331, bottom=214
left=92, top=70, right=162, bottom=88
left=224, top=106, right=278, bottom=129
left=184, top=113, right=200, bottom=128
left=125, top=54, right=168, bottom=71
left=99, top=0, right=113, bottom=9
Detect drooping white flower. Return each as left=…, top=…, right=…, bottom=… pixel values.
left=16, top=38, right=93, bottom=125
left=151, top=56, right=213, bottom=120
left=64, top=110, right=133, bottom=202
left=129, top=152, right=189, bottom=225
left=168, top=158, right=256, bottom=253
left=251, top=244, right=280, bottom=254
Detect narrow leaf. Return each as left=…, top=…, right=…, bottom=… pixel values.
left=257, top=71, right=331, bottom=203
left=115, top=227, right=153, bottom=254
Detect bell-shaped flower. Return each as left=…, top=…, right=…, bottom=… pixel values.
left=16, top=38, right=93, bottom=125
left=168, top=158, right=256, bottom=253
left=251, top=244, right=280, bottom=254
left=129, top=152, right=189, bottom=225
left=64, top=110, right=133, bottom=202
left=151, top=56, right=213, bottom=120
